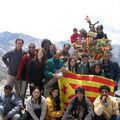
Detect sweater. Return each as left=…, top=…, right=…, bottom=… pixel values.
left=27, top=59, right=45, bottom=87
left=26, top=96, right=46, bottom=120
left=93, top=95, right=119, bottom=120
left=2, top=48, right=25, bottom=76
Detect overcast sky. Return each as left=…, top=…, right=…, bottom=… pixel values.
left=0, top=0, right=119, bottom=44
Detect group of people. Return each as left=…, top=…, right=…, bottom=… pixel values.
left=0, top=23, right=120, bottom=120
left=0, top=84, right=120, bottom=120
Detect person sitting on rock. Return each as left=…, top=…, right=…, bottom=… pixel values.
left=0, top=85, right=23, bottom=120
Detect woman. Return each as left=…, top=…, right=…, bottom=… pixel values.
left=27, top=48, right=46, bottom=94
left=20, top=87, right=46, bottom=120
left=45, top=87, right=65, bottom=120
left=66, top=56, right=78, bottom=73
left=92, top=64, right=104, bottom=76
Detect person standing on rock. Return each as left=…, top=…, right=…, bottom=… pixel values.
left=2, top=38, right=25, bottom=96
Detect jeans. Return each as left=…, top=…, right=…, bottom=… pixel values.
left=111, top=115, right=120, bottom=120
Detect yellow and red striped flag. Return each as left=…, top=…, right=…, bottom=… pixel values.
left=58, top=72, right=115, bottom=106
left=85, top=37, right=92, bottom=45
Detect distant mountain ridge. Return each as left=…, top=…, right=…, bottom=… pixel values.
left=0, top=31, right=43, bottom=52
left=0, top=31, right=120, bottom=80
left=0, top=31, right=43, bottom=80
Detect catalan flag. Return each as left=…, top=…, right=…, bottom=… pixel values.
left=85, top=37, right=92, bottom=45
left=58, top=72, right=115, bottom=106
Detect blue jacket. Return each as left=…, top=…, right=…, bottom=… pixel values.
left=0, top=92, right=23, bottom=118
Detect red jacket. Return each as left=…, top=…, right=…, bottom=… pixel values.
left=16, top=53, right=35, bottom=81
left=71, top=33, right=81, bottom=43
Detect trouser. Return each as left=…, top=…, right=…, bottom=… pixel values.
left=95, top=114, right=107, bottom=120
left=44, top=78, right=59, bottom=97
left=0, top=106, right=20, bottom=120
left=7, top=74, right=21, bottom=96
left=20, top=81, right=28, bottom=106
left=111, top=115, right=120, bottom=120
left=20, top=109, right=41, bottom=120
left=95, top=114, right=120, bottom=120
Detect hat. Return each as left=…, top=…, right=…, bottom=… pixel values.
left=75, top=87, right=85, bottom=94
left=4, top=85, right=12, bottom=90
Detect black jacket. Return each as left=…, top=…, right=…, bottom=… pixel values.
left=62, top=96, right=94, bottom=120
left=27, top=59, right=45, bottom=88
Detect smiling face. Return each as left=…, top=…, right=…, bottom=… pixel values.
left=54, top=50, right=62, bottom=60
left=70, top=58, right=76, bottom=67
left=51, top=89, right=59, bottom=98
left=95, top=65, right=101, bottom=73
left=16, top=39, right=24, bottom=50
left=38, top=49, right=44, bottom=60
left=28, top=43, right=35, bottom=53
left=64, top=44, right=70, bottom=52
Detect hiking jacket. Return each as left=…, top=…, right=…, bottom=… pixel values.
left=45, top=95, right=64, bottom=120
left=2, top=48, right=25, bottom=76
left=0, top=92, right=23, bottom=118
left=62, top=96, right=94, bottom=120
left=93, top=95, right=119, bottom=120
left=44, top=58, right=64, bottom=82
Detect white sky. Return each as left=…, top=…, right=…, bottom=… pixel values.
left=0, top=0, right=120, bottom=44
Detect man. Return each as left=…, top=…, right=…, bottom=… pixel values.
left=61, top=43, right=71, bottom=63
left=77, top=54, right=92, bottom=74
left=0, top=85, right=23, bottom=120
left=71, top=28, right=81, bottom=44
left=98, top=51, right=120, bottom=91
left=2, top=38, right=25, bottom=96
left=62, top=87, right=94, bottom=120
left=16, top=43, right=36, bottom=105
left=41, top=39, right=53, bottom=60
left=44, top=49, right=64, bottom=97
left=95, top=25, right=107, bottom=40
left=93, top=85, right=120, bottom=120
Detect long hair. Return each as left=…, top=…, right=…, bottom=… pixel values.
left=31, top=86, right=42, bottom=104
left=68, top=56, right=78, bottom=72
left=50, top=87, right=61, bottom=110
left=92, top=63, right=102, bottom=75
left=35, top=48, right=47, bottom=68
